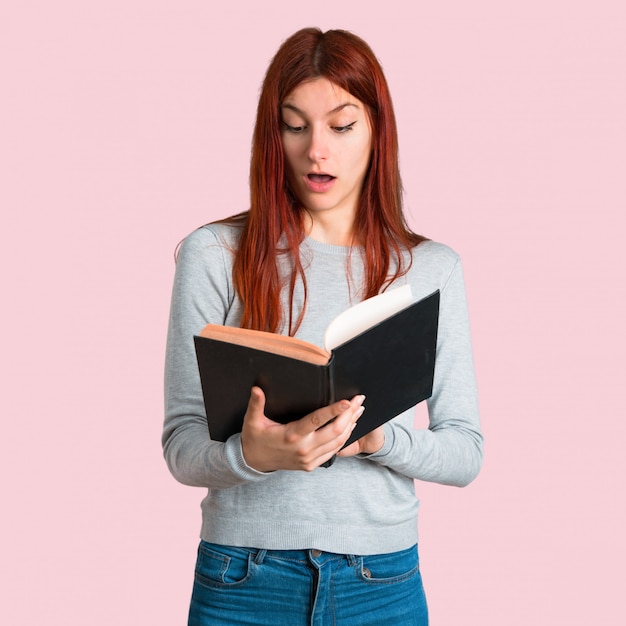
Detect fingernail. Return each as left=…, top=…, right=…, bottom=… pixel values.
left=355, top=406, right=365, bottom=419
left=356, top=395, right=366, bottom=406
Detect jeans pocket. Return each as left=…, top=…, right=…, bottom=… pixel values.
left=194, top=541, right=254, bottom=588
left=358, top=544, right=420, bottom=584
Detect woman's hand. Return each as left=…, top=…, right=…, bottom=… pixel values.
left=336, top=427, right=385, bottom=458
left=240, top=386, right=365, bottom=472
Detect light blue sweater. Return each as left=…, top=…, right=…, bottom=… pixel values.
left=163, top=222, right=483, bottom=555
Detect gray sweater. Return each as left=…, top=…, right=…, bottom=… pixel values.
left=163, top=222, right=483, bottom=555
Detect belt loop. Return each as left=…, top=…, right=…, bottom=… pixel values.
left=254, top=549, right=267, bottom=565
left=346, top=554, right=358, bottom=567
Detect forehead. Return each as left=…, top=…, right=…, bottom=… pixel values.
left=282, top=78, right=363, bottom=115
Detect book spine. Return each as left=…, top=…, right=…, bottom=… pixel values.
left=322, top=358, right=338, bottom=468
left=326, top=354, right=336, bottom=404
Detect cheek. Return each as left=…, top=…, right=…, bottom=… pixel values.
left=350, top=142, right=372, bottom=176
left=281, top=151, right=300, bottom=191
left=280, top=145, right=294, bottom=172
left=282, top=143, right=301, bottom=174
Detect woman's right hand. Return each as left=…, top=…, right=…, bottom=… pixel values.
left=240, top=386, right=365, bottom=472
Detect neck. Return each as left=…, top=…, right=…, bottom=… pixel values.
left=304, top=210, right=357, bottom=247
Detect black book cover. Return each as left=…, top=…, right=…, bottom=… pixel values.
left=194, top=290, right=439, bottom=447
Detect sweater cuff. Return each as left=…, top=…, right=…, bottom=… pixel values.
left=223, top=434, right=275, bottom=482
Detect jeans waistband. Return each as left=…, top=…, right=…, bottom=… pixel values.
left=256, top=548, right=358, bottom=567
left=201, top=542, right=359, bottom=567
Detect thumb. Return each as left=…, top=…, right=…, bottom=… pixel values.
left=246, top=386, right=266, bottom=418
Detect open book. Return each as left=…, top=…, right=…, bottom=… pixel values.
left=194, top=287, right=440, bottom=448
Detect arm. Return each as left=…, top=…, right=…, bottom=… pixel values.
left=342, top=256, right=484, bottom=487
left=162, top=226, right=270, bottom=489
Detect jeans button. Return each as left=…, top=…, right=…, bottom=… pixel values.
left=311, top=549, right=322, bottom=558
left=362, top=567, right=372, bottom=578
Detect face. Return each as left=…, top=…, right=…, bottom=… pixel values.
left=281, top=78, right=372, bottom=233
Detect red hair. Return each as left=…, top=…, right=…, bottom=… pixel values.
left=229, top=28, right=426, bottom=333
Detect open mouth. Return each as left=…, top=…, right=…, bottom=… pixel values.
left=304, top=172, right=337, bottom=193
left=307, top=173, right=336, bottom=183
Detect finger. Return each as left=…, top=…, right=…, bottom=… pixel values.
left=306, top=412, right=364, bottom=468
left=307, top=404, right=365, bottom=463
left=311, top=400, right=351, bottom=429
left=287, top=400, right=348, bottom=437
left=245, top=386, right=266, bottom=421
left=287, top=401, right=364, bottom=471
left=297, top=395, right=365, bottom=437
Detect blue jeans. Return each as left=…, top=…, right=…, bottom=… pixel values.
left=188, top=541, right=428, bottom=625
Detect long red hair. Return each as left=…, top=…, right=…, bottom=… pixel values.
left=229, top=27, right=426, bottom=333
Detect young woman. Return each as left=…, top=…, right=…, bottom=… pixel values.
left=163, top=27, right=483, bottom=625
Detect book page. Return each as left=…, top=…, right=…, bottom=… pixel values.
left=324, top=285, right=413, bottom=351
left=198, top=324, right=331, bottom=365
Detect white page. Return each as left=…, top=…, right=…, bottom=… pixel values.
left=324, top=285, right=413, bottom=351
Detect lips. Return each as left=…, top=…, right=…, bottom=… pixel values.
left=304, top=172, right=336, bottom=193
left=308, top=173, right=335, bottom=183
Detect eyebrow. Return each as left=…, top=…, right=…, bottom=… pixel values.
left=281, top=102, right=359, bottom=116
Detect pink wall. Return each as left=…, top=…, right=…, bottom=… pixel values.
left=2, top=1, right=624, bottom=624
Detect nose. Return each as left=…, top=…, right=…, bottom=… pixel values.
left=307, top=127, right=328, bottom=163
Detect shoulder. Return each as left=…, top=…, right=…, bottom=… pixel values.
left=403, top=239, right=464, bottom=298
left=179, top=221, right=242, bottom=255
left=412, top=239, right=459, bottom=264
left=176, top=221, right=243, bottom=270
left=172, top=222, right=243, bottom=294
left=411, top=239, right=461, bottom=279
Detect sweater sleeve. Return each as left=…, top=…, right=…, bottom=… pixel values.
left=162, top=226, right=272, bottom=489
left=363, top=256, right=484, bottom=486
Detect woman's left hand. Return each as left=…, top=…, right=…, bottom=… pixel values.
left=336, top=426, right=385, bottom=458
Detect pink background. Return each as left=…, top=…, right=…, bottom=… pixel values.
left=2, top=1, right=625, bottom=623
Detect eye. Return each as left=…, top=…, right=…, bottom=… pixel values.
left=333, top=122, right=357, bottom=133
left=283, top=122, right=306, bottom=134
